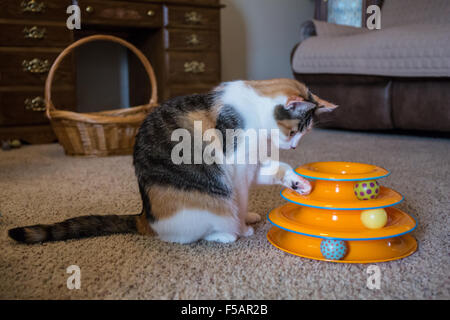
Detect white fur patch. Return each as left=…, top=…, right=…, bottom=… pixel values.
left=283, top=170, right=312, bottom=195
left=151, top=209, right=240, bottom=244
left=221, top=81, right=284, bottom=131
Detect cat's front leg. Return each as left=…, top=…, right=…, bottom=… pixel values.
left=257, top=160, right=312, bottom=195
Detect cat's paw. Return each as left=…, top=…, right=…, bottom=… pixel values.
left=241, top=225, right=254, bottom=237
left=204, top=232, right=237, bottom=243
left=283, top=170, right=312, bottom=195
left=245, top=212, right=262, bottom=224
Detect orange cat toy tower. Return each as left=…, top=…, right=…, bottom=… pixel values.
left=267, top=162, right=417, bottom=263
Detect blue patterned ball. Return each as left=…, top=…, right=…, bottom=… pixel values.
left=320, top=239, right=348, bottom=260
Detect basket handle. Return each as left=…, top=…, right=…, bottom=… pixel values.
left=45, top=34, right=158, bottom=119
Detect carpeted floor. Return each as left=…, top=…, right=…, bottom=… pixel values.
left=0, top=129, right=449, bottom=299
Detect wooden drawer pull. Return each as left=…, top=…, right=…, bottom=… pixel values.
left=186, top=34, right=200, bottom=46
left=23, top=26, right=46, bottom=39
left=21, top=0, right=45, bottom=13
left=24, top=96, right=45, bottom=112
left=185, top=11, right=202, bottom=24
left=184, top=61, right=205, bottom=73
left=22, top=58, right=50, bottom=74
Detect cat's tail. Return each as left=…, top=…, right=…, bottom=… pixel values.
left=8, top=213, right=151, bottom=244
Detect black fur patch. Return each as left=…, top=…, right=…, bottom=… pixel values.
left=216, top=104, right=245, bottom=154
left=139, top=183, right=153, bottom=222
left=307, top=90, right=317, bottom=104
left=274, top=104, right=316, bottom=132
left=274, top=105, right=293, bottom=121
left=8, top=215, right=137, bottom=244
left=8, top=227, right=26, bottom=242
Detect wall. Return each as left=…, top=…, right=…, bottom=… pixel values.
left=221, top=0, right=315, bottom=81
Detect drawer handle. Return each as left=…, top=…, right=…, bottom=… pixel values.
left=21, top=0, right=46, bottom=13
left=147, top=9, right=155, bottom=17
left=24, top=96, right=46, bottom=112
left=185, top=11, right=202, bottom=24
left=22, top=58, right=50, bottom=74
left=23, top=26, right=46, bottom=39
left=184, top=61, right=205, bottom=73
left=186, top=34, right=200, bottom=46
left=86, top=5, right=94, bottom=13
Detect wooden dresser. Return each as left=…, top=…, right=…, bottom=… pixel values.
left=0, top=0, right=223, bottom=144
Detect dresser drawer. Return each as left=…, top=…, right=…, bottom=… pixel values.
left=79, top=0, right=162, bottom=27
left=164, top=29, right=219, bottom=51
left=0, top=89, right=75, bottom=126
left=164, top=6, right=220, bottom=29
left=0, top=0, right=70, bottom=21
left=0, top=49, right=73, bottom=86
left=0, top=23, right=72, bottom=47
left=167, top=51, right=220, bottom=84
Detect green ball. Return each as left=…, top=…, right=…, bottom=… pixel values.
left=354, top=180, right=380, bottom=200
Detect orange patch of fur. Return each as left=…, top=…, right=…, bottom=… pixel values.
left=24, top=227, right=46, bottom=242
left=147, top=185, right=236, bottom=220
left=135, top=213, right=154, bottom=236
left=245, top=78, right=337, bottom=112
left=310, top=93, right=338, bottom=109
left=277, top=119, right=300, bottom=136
left=186, top=110, right=216, bottom=130
left=177, top=107, right=223, bottom=134
left=245, top=78, right=309, bottom=99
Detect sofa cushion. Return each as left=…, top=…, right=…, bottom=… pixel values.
left=295, top=74, right=393, bottom=130
left=292, top=22, right=450, bottom=77
left=392, top=79, right=450, bottom=131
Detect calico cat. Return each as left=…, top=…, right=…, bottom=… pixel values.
left=8, top=78, right=336, bottom=244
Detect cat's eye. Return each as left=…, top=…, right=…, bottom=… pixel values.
left=289, top=130, right=297, bottom=137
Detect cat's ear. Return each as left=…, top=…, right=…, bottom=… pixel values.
left=310, top=93, right=338, bottom=115
left=285, top=96, right=316, bottom=111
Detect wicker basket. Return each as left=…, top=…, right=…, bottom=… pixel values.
left=45, top=35, right=158, bottom=156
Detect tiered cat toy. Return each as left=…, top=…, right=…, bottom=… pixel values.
left=267, top=161, right=417, bottom=263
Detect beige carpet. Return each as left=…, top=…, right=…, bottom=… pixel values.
left=0, top=129, right=449, bottom=299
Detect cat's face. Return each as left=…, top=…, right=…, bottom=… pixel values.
left=274, top=93, right=337, bottom=150
left=246, top=79, right=337, bottom=150
left=274, top=100, right=315, bottom=150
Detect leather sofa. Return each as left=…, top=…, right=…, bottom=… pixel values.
left=291, top=0, right=450, bottom=132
